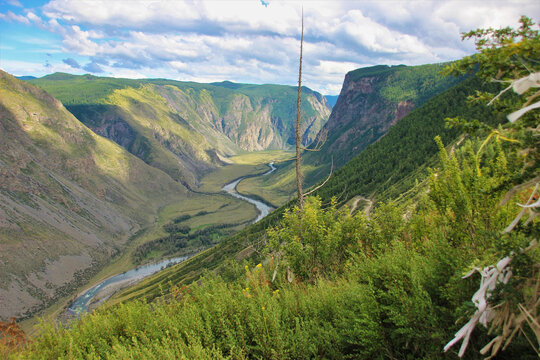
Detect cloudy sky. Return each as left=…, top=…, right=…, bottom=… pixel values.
left=0, top=0, right=538, bottom=94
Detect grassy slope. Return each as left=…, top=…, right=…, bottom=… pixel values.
left=0, top=70, right=189, bottom=320
left=110, top=76, right=502, bottom=304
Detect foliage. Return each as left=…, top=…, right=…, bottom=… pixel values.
left=444, top=16, right=539, bottom=87
left=267, top=197, right=360, bottom=281
left=312, top=76, right=504, bottom=204
left=0, top=318, right=27, bottom=358
left=440, top=16, right=540, bottom=358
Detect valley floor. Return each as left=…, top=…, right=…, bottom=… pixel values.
left=20, top=150, right=294, bottom=334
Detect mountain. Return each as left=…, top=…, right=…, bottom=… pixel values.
left=235, top=63, right=467, bottom=205
left=0, top=71, right=187, bottom=320
left=15, top=76, right=37, bottom=80
left=312, top=75, right=504, bottom=204
left=307, top=63, right=464, bottom=168
left=28, top=75, right=331, bottom=187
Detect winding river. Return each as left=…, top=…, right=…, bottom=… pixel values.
left=68, top=163, right=277, bottom=314
left=221, top=162, right=276, bottom=223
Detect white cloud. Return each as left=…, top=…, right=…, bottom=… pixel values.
left=6, top=0, right=23, bottom=7
left=2, top=0, right=538, bottom=94
left=0, top=59, right=74, bottom=76
left=1, top=10, right=29, bottom=24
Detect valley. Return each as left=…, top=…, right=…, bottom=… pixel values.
left=19, top=149, right=292, bottom=331
left=0, top=70, right=325, bottom=324
left=1, top=4, right=537, bottom=359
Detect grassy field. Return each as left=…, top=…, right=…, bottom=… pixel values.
left=236, top=157, right=325, bottom=207
left=228, top=150, right=295, bottom=165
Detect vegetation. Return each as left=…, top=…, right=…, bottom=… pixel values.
left=5, top=16, right=538, bottom=360
left=311, top=76, right=505, bottom=205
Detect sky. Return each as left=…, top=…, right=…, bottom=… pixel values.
left=0, top=1, right=538, bottom=95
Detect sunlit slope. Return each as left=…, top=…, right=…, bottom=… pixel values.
left=29, top=75, right=331, bottom=187
left=121, top=75, right=505, bottom=304
left=0, top=71, right=187, bottom=320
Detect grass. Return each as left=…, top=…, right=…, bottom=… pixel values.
left=228, top=150, right=295, bottom=165
left=197, top=164, right=268, bottom=193
left=21, top=151, right=286, bottom=332
left=236, top=157, right=325, bottom=207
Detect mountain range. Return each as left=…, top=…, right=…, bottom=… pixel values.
left=0, top=61, right=487, bottom=321
left=28, top=74, right=331, bottom=187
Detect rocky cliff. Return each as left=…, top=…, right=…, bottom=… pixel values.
left=29, top=76, right=331, bottom=187
left=307, top=64, right=463, bottom=169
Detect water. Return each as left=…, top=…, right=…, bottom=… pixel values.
left=68, top=162, right=277, bottom=314
left=68, top=256, right=187, bottom=314
left=221, top=162, right=276, bottom=223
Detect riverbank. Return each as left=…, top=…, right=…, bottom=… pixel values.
left=64, top=162, right=278, bottom=318
left=221, top=162, right=276, bottom=223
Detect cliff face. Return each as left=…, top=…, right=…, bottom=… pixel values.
left=307, top=64, right=463, bottom=169
left=30, top=76, right=331, bottom=187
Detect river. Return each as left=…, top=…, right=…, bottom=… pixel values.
left=68, top=163, right=277, bottom=315
left=221, top=162, right=276, bottom=223
left=68, top=256, right=188, bottom=315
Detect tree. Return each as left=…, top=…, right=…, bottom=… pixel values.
left=294, top=9, right=332, bottom=211
left=295, top=9, right=304, bottom=210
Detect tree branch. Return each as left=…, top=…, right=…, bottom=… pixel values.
left=304, top=157, right=333, bottom=197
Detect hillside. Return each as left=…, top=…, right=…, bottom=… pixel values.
left=238, top=63, right=467, bottom=204
left=307, top=63, right=464, bottom=167
left=312, top=75, right=504, bottom=204
left=0, top=71, right=188, bottom=320
left=28, top=75, right=331, bottom=187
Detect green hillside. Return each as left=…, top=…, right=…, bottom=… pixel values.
left=0, top=70, right=188, bottom=320
left=312, top=76, right=505, bottom=204
left=28, top=75, right=331, bottom=187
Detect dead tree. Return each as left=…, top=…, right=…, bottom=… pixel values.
left=295, top=9, right=332, bottom=211
left=295, top=9, right=304, bottom=210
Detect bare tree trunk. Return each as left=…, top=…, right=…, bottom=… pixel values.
left=296, top=10, right=304, bottom=211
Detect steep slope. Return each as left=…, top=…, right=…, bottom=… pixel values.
left=312, top=76, right=503, bottom=204
left=116, top=75, right=503, bottom=304
left=0, top=71, right=187, bottom=320
left=307, top=63, right=463, bottom=167
left=29, top=75, right=331, bottom=187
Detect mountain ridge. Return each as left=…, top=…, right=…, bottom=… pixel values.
left=0, top=70, right=188, bottom=320
left=28, top=74, right=331, bottom=187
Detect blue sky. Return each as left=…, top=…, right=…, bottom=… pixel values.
left=1, top=0, right=538, bottom=94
